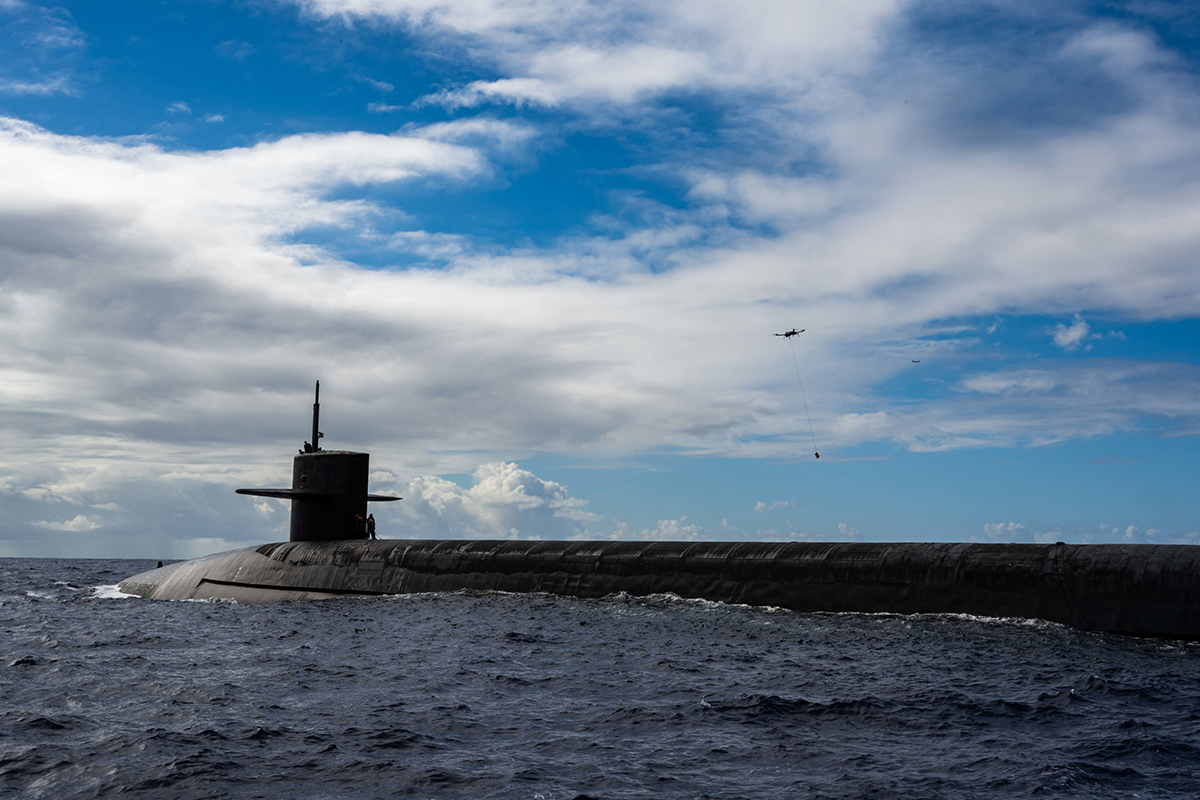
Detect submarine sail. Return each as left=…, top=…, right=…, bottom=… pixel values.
left=234, top=382, right=399, bottom=541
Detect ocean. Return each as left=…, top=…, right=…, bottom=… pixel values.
left=3, top=557, right=1200, bottom=799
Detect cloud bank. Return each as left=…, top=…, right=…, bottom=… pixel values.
left=1, top=0, right=1199, bottom=554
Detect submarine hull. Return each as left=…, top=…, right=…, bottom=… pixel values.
left=119, top=540, right=1200, bottom=639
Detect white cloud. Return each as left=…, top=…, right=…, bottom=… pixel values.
left=3, top=3, right=1200, bottom=555
left=360, top=76, right=393, bottom=93
left=286, top=3, right=1200, bottom=335
left=0, top=115, right=486, bottom=231
left=845, top=362, right=1200, bottom=452
left=1122, top=525, right=1165, bottom=544
left=757, top=524, right=825, bottom=542
left=408, top=117, right=538, bottom=152
left=203, top=113, right=225, bottom=123
left=959, top=372, right=1060, bottom=396
left=166, top=101, right=191, bottom=114
left=368, top=101, right=405, bottom=113
left=0, top=1, right=84, bottom=96
left=1, top=99, right=1199, bottom=486
left=297, top=0, right=898, bottom=108
left=394, top=462, right=599, bottom=539
left=837, top=522, right=861, bottom=540
left=418, top=78, right=560, bottom=109
left=31, top=514, right=101, bottom=531
left=754, top=500, right=793, bottom=513
left=604, top=517, right=707, bottom=541
left=1052, top=314, right=1097, bottom=351
left=0, top=72, right=71, bottom=95
left=973, top=521, right=1199, bottom=545
left=981, top=521, right=1035, bottom=543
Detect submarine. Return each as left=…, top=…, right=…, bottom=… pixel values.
left=120, top=385, right=1200, bottom=640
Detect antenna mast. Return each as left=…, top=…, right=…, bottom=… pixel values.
left=312, top=380, right=320, bottom=452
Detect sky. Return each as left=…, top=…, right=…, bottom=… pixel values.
left=1, top=0, right=1198, bottom=559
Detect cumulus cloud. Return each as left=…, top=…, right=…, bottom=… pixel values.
left=1121, top=525, right=1167, bottom=544
left=254, top=500, right=279, bottom=517
left=31, top=514, right=102, bottom=531
left=974, top=521, right=1198, bottom=545
left=1052, top=315, right=1097, bottom=351
left=604, top=517, right=707, bottom=541
left=754, top=500, right=793, bottom=513
left=394, top=462, right=599, bottom=539
left=980, top=522, right=1038, bottom=543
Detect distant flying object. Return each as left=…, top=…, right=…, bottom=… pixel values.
left=775, top=329, right=805, bottom=338
left=912, top=360, right=920, bottom=363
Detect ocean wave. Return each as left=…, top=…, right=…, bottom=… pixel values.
left=92, top=584, right=137, bottom=600
left=5, top=557, right=1200, bottom=799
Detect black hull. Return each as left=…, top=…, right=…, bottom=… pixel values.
left=118, top=539, right=1200, bottom=639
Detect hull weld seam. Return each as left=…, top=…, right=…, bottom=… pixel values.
left=197, top=577, right=389, bottom=596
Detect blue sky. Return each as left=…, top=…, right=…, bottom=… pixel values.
left=1, top=0, right=1198, bottom=557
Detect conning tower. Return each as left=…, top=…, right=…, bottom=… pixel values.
left=236, top=382, right=400, bottom=541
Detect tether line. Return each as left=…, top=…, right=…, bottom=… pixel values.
left=787, top=337, right=818, bottom=457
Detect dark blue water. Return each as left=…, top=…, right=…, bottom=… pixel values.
left=4, top=558, right=1200, bottom=799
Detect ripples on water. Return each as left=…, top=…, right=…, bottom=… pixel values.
left=3, top=558, right=1200, bottom=799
